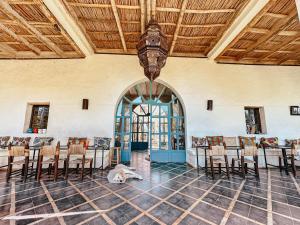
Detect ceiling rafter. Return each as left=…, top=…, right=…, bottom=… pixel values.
left=140, top=0, right=145, bottom=33
left=110, top=0, right=127, bottom=52
left=170, top=0, right=188, bottom=55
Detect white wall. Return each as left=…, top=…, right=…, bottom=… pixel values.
left=0, top=54, right=300, bottom=146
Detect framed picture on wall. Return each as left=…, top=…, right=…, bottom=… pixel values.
left=290, top=106, right=300, bottom=116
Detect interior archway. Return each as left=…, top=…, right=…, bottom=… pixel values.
left=114, top=80, right=186, bottom=163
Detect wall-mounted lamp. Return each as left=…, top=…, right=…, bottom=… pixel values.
left=82, top=99, right=89, bottom=110
left=207, top=100, right=213, bottom=111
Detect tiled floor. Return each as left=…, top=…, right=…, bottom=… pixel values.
left=0, top=151, right=300, bottom=225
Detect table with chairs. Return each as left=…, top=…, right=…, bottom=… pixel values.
left=0, top=136, right=116, bottom=182
left=192, top=135, right=300, bottom=179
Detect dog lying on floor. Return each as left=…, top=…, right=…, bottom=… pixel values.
left=107, top=164, right=143, bottom=183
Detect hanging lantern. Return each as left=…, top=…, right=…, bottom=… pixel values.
left=137, top=19, right=168, bottom=81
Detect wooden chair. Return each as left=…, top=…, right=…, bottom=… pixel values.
left=232, top=144, right=259, bottom=178
left=37, top=142, right=61, bottom=181
left=6, top=143, right=30, bottom=182
left=286, top=144, right=299, bottom=177
left=64, top=143, right=93, bottom=181
left=110, top=147, right=121, bottom=167
left=207, top=143, right=230, bottom=179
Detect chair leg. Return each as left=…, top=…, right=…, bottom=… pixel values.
left=209, top=156, right=215, bottom=179
left=6, top=156, right=13, bottom=182
left=48, top=164, right=52, bottom=175
left=90, top=159, right=93, bottom=176
left=279, top=156, right=282, bottom=172
left=241, top=156, right=245, bottom=179
left=65, top=157, right=70, bottom=180
left=54, top=157, right=59, bottom=182
left=231, top=158, right=235, bottom=174
left=24, top=156, right=29, bottom=182
left=224, top=155, right=230, bottom=179
left=76, top=164, right=80, bottom=174
left=291, top=155, right=296, bottom=177
left=254, top=156, right=259, bottom=178
left=81, top=156, right=85, bottom=181
left=245, top=163, right=248, bottom=174
left=218, top=163, right=221, bottom=174
left=37, top=156, right=43, bottom=181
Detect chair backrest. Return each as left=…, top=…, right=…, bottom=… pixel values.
left=8, top=144, right=29, bottom=157
left=0, top=136, right=10, bottom=147
left=40, top=142, right=60, bottom=157
left=241, top=146, right=258, bottom=156
left=68, top=137, right=89, bottom=148
left=208, top=145, right=227, bottom=156
left=94, top=137, right=111, bottom=150
left=33, top=137, right=54, bottom=147
left=68, top=144, right=86, bottom=156
left=238, top=136, right=256, bottom=147
left=206, top=136, right=223, bottom=147
left=291, top=144, right=300, bottom=155
left=223, top=137, right=237, bottom=147
left=11, top=137, right=31, bottom=146
left=260, top=137, right=279, bottom=148
left=192, top=136, right=206, bottom=148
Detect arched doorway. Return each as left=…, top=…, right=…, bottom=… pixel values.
left=114, top=80, right=186, bottom=163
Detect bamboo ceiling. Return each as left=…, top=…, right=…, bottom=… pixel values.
left=0, top=0, right=83, bottom=59
left=216, top=0, right=300, bottom=66
left=62, top=0, right=250, bottom=57
left=0, top=0, right=299, bottom=66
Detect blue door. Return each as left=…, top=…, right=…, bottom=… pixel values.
left=114, top=81, right=186, bottom=163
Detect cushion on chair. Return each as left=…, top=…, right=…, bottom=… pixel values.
left=33, top=137, right=54, bottom=147
left=206, top=136, right=223, bottom=146
left=0, top=136, right=10, bottom=147
left=11, top=137, right=31, bottom=146
left=192, top=136, right=206, bottom=148
left=223, top=137, right=237, bottom=147
left=260, top=137, right=279, bottom=148
left=285, top=139, right=300, bottom=147
left=238, top=136, right=256, bottom=147
left=68, top=137, right=89, bottom=148
left=94, top=137, right=111, bottom=150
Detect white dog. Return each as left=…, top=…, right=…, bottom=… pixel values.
left=107, top=164, right=143, bottom=183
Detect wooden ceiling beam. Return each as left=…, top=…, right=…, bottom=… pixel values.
left=140, top=0, right=145, bottom=33
left=110, top=0, right=127, bottom=52
left=171, top=52, right=206, bottom=58
left=151, top=0, right=156, bottom=18
left=176, top=35, right=217, bottom=39
left=0, top=1, right=64, bottom=56
left=0, top=23, right=41, bottom=55
left=264, top=12, right=288, bottom=18
left=67, top=3, right=140, bottom=10
left=170, top=0, right=188, bottom=55
left=146, top=0, right=150, bottom=22
left=0, top=42, right=16, bottom=56
left=156, top=7, right=235, bottom=14
left=277, top=30, right=299, bottom=36
left=247, top=27, right=269, bottom=34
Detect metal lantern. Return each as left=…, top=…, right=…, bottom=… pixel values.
left=137, top=19, right=168, bottom=81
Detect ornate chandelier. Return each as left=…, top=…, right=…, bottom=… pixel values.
left=137, top=19, right=168, bottom=81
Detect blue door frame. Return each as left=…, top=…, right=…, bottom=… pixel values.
left=115, top=81, right=186, bottom=163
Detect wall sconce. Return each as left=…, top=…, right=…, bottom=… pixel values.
left=207, top=100, right=213, bottom=111
left=82, top=99, right=89, bottom=110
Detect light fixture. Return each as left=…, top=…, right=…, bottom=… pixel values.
left=137, top=19, right=168, bottom=81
